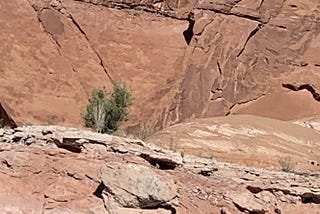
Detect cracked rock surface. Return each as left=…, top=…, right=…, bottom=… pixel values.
left=1, top=0, right=320, bottom=130
left=0, top=125, right=319, bottom=213
left=149, top=114, right=320, bottom=172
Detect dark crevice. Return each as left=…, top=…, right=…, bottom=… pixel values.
left=0, top=103, right=16, bottom=128
left=183, top=18, right=195, bottom=45
left=226, top=93, right=266, bottom=116
left=246, top=185, right=320, bottom=205
left=217, top=61, right=222, bottom=75
left=140, top=154, right=179, bottom=170
left=1, top=160, right=12, bottom=169
left=257, top=0, right=265, bottom=10
left=93, top=182, right=106, bottom=199
left=247, top=186, right=263, bottom=194
left=301, top=193, right=320, bottom=204
left=278, top=25, right=287, bottom=29
left=198, top=169, right=217, bottom=177
left=53, top=138, right=82, bottom=153
left=282, top=83, right=320, bottom=101
left=237, top=24, right=262, bottom=57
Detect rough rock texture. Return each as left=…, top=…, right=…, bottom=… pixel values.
left=293, top=115, right=320, bottom=132
left=0, top=103, right=16, bottom=128
left=0, top=0, right=111, bottom=126
left=2, top=0, right=320, bottom=129
left=0, top=0, right=188, bottom=129
left=149, top=114, right=320, bottom=172
left=160, top=0, right=320, bottom=127
left=100, top=162, right=178, bottom=211
left=0, top=126, right=320, bottom=213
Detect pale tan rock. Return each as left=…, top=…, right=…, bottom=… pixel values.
left=149, top=115, right=320, bottom=172
left=100, top=162, right=178, bottom=209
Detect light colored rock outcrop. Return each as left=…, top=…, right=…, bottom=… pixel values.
left=149, top=114, right=320, bottom=172
left=1, top=0, right=320, bottom=130
left=0, top=125, right=319, bottom=213
left=100, top=162, right=178, bottom=212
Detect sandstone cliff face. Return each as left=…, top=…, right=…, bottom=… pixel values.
left=160, top=0, right=320, bottom=127
left=1, top=0, right=320, bottom=129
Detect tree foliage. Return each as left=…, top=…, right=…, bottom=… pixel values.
left=83, top=83, right=132, bottom=134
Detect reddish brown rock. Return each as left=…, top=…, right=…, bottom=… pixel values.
left=0, top=0, right=111, bottom=127
left=1, top=0, right=320, bottom=129
left=159, top=0, right=320, bottom=127
left=0, top=125, right=319, bottom=213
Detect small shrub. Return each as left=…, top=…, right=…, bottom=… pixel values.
left=83, top=88, right=108, bottom=133
left=279, top=156, right=295, bottom=173
left=104, top=83, right=132, bottom=133
left=133, top=122, right=152, bottom=141
left=46, top=115, right=58, bottom=125
left=23, top=119, right=37, bottom=126
left=83, top=83, right=132, bottom=134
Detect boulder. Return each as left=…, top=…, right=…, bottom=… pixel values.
left=100, top=162, right=178, bottom=209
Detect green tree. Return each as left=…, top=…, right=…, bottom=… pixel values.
left=83, top=88, right=108, bottom=133
left=83, top=83, right=132, bottom=134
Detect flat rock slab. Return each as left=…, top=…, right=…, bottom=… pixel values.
left=100, top=162, right=178, bottom=209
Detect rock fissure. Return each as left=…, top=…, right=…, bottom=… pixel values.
left=195, top=7, right=265, bottom=24
left=217, top=61, right=222, bottom=75
left=227, top=93, right=266, bottom=115
left=257, top=0, right=265, bottom=10
left=26, top=2, right=63, bottom=55
left=183, top=18, right=195, bottom=45
left=247, top=185, right=320, bottom=205
left=73, top=0, right=191, bottom=20
left=237, top=24, right=262, bottom=58
left=282, top=83, right=320, bottom=101
left=140, top=153, right=179, bottom=170
left=59, top=7, right=114, bottom=83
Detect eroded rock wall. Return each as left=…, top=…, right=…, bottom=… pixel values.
left=159, top=0, right=320, bottom=127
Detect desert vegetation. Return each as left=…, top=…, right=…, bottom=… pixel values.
left=279, top=156, right=296, bottom=173
left=83, top=83, right=132, bottom=134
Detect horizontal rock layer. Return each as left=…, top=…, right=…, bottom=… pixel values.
left=149, top=114, right=320, bottom=172
left=0, top=125, right=319, bottom=213
left=1, top=0, right=320, bottom=130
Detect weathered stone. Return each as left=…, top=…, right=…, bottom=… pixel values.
left=149, top=115, right=320, bottom=173
left=227, top=191, right=266, bottom=214
left=100, top=162, right=178, bottom=209
left=0, top=125, right=320, bottom=213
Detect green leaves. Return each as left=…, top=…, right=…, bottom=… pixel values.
left=83, top=83, right=132, bottom=134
